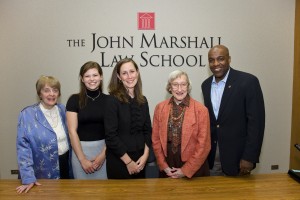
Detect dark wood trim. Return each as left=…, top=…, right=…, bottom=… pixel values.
left=290, top=0, right=300, bottom=169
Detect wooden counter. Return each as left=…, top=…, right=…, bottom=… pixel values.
left=0, top=173, right=299, bottom=199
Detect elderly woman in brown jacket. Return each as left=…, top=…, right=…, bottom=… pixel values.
left=152, top=70, right=211, bottom=178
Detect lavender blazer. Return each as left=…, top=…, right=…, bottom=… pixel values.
left=16, top=103, right=71, bottom=184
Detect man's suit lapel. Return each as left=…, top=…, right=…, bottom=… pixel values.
left=203, top=77, right=217, bottom=122
left=218, top=68, right=236, bottom=121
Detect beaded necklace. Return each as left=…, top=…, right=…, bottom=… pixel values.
left=168, top=104, right=186, bottom=154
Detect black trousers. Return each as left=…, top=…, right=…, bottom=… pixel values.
left=59, top=150, right=70, bottom=179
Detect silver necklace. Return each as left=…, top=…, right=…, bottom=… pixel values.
left=86, top=91, right=100, bottom=101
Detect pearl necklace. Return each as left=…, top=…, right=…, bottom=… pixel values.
left=86, top=91, right=100, bottom=101
left=40, top=104, right=59, bottom=128
left=47, top=109, right=59, bottom=128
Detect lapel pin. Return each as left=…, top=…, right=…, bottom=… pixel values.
left=228, top=85, right=231, bottom=88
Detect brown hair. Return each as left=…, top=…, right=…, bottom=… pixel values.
left=78, top=61, right=103, bottom=109
left=108, top=58, right=145, bottom=105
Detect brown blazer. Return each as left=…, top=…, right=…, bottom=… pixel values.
left=152, top=97, right=211, bottom=178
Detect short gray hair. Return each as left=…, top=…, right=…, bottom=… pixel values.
left=166, top=70, right=192, bottom=94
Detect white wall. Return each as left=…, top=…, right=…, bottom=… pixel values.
left=0, top=0, right=295, bottom=178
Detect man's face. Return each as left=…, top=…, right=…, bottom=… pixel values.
left=208, top=47, right=231, bottom=83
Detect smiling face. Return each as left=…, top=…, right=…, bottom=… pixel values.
left=39, top=84, right=60, bottom=109
left=208, top=45, right=231, bottom=83
left=170, top=75, right=188, bottom=103
left=81, top=68, right=102, bottom=91
left=117, top=61, right=139, bottom=93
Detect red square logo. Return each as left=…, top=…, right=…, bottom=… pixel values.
left=138, top=12, right=155, bottom=30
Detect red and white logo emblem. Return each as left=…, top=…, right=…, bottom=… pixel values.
left=138, top=12, right=155, bottom=30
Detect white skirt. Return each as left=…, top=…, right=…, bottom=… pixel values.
left=72, top=140, right=107, bottom=179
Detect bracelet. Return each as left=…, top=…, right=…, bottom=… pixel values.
left=126, top=160, right=133, bottom=165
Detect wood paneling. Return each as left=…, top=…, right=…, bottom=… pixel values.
left=290, top=0, right=300, bottom=169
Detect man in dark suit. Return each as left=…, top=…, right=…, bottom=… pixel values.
left=201, top=45, right=265, bottom=176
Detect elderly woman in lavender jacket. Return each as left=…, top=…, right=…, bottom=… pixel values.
left=16, top=76, right=72, bottom=194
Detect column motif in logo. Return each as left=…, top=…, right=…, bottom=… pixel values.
left=138, top=12, right=155, bottom=30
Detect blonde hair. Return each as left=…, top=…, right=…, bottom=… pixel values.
left=36, top=75, right=61, bottom=96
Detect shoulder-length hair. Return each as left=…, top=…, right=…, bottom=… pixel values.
left=36, top=75, right=61, bottom=97
left=108, top=58, right=145, bottom=105
left=78, top=61, right=103, bottom=109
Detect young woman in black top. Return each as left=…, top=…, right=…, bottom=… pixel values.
left=66, top=61, right=108, bottom=179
